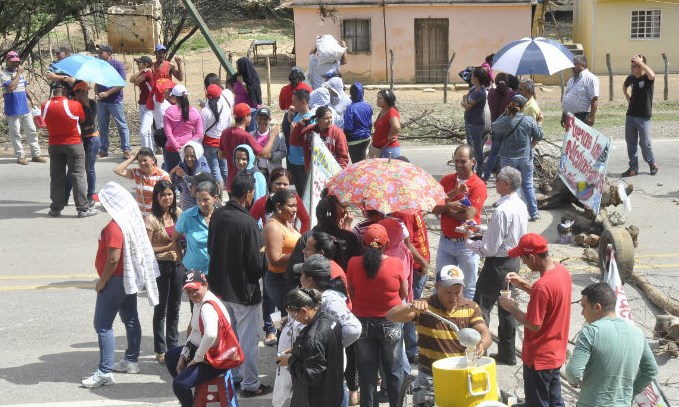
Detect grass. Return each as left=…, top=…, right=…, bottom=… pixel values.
left=178, top=17, right=295, bottom=53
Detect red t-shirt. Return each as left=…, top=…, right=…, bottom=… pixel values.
left=279, top=82, right=313, bottom=110
left=249, top=193, right=311, bottom=233
left=42, top=96, right=85, bottom=145
left=346, top=256, right=404, bottom=318
left=330, top=259, right=352, bottom=310
left=372, top=107, right=400, bottom=148
left=95, top=220, right=125, bottom=277
left=219, top=126, right=263, bottom=189
left=152, top=60, right=171, bottom=82
left=523, top=263, right=572, bottom=370
left=138, top=70, right=153, bottom=105
left=391, top=210, right=430, bottom=270
left=439, top=173, right=487, bottom=238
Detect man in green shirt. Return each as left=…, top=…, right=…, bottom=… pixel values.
left=565, top=282, right=658, bottom=406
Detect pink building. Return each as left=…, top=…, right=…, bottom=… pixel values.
left=292, top=0, right=532, bottom=84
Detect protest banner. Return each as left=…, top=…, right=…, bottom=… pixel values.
left=302, top=133, right=342, bottom=228
left=604, top=245, right=670, bottom=407
left=558, top=113, right=611, bottom=214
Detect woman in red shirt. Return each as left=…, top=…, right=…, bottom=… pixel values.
left=370, top=89, right=401, bottom=159
left=347, top=223, right=407, bottom=407
left=279, top=67, right=312, bottom=150
left=249, top=167, right=310, bottom=233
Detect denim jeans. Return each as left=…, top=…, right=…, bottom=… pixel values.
left=7, top=112, right=41, bottom=158
left=163, top=149, right=181, bottom=172
left=355, top=317, right=405, bottom=407
left=224, top=301, right=262, bottom=391
left=483, top=140, right=501, bottom=180
left=379, top=145, right=401, bottom=159
left=264, top=271, right=297, bottom=318
left=246, top=108, right=258, bottom=133
left=436, top=237, right=479, bottom=300
left=261, top=271, right=277, bottom=335
left=203, top=145, right=227, bottom=186
left=500, top=157, right=538, bottom=219
left=465, top=122, right=485, bottom=174
left=625, top=115, right=655, bottom=172
left=523, top=364, right=564, bottom=407
left=93, top=275, right=141, bottom=374
left=165, top=345, right=225, bottom=407
left=288, top=163, right=307, bottom=196
left=49, top=144, right=88, bottom=212
left=97, top=101, right=130, bottom=153
left=139, top=104, right=155, bottom=149
left=405, top=271, right=428, bottom=357
left=153, top=260, right=184, bottom=354
left=65, top=136, right=100, bottom=201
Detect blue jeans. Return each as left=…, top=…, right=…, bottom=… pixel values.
left=203, top=145, right=227, bottom=186
left=261, top=271, right=277, bottom=335
left=165, top=345, right=226, bottom=407
left=97, top=101, right=130, bottom=153
left=355, top=317, right=405, bottom=407
left=153, top=260, right=184, bottom=354
left=500, top=157, right=538, bottom=219
left=465, top=123, right=485, bottom=174
left=436, top=237, right=479, bottom=299
left=379, top=145, right=401, bottom=159
left=483, top=139, right=501, bottom=180
left=163, top=149, right=181, bottom=172
left=93, top=275, right=141, bottom=373
left=264, top=271, right=297, bottom=318
left=523, top=364, right=564, bottom=407
left=625, top=115, right=655, bottom=172
left=405, top=271, right=428, bottom=357
left=246, top=108, right=258, bottom=133
left=65, top=136, right=100, bottom=201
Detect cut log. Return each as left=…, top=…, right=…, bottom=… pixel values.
left=654, top=314, right=675, bottom=338
left=629, top=274, right=679, bottom=318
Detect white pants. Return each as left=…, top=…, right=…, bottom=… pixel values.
left=138, top=104, right=155, bottom=149
left=7, top=113, right=40, bottom=158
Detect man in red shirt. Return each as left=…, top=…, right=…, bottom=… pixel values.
left=42, top=82, right=97, bottom=218
left=433, top=144, right=487, bottom=299
left=499, top=233, right=572, bottom=407
left=152, top=44, right=183, bottom=82
left=219, top=103, right=277, bottom=191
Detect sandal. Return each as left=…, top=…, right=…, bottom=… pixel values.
left=650, top=164, right=658, bottom=175
left=264, top=333, right=278, bottom=346
left=155, top=352, right=165, bottom=364
left=621, top=169, right=637, bottom=178
left=240, top=384, right=273, bottom=398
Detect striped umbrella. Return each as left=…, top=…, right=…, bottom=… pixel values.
left=492, top=37, right=574, bottom=76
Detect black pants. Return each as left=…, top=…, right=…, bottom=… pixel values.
left=474, top=256, right=519, bottom=361
left=574, top=111, right=590, bottom=123
left=288, top=163, right=307, bottom=196
left=523, top=364, right=564, bottom=407
left=153, top=260, right=184, bottom=353
left=344, top=343, right=358, bottom=391
left=348, top=139, right=370, bottom=163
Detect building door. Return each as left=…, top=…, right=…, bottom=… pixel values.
left=414, top=18, right=449, bottom=83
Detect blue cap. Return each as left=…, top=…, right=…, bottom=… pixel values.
left=323, top=69, right=337, bottom=79
left=155, top=44, right=167, bottom=53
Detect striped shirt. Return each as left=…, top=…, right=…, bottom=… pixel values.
left=562, top=69, right=599, bottom=114
left=131, top=167, right=171, bottom=214
left=413, top=295, right=485, bottom=372
left=466, top=192, right=528, bottom=258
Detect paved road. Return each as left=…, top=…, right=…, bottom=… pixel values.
left=1, top=138, right=677, bottom=406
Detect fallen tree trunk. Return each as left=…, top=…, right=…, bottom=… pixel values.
left=629, top=273, right=679, bottom=318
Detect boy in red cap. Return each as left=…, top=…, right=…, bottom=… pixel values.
left=499, top=233, right=572, bottom=407
left=219, top=102, right=278, bottom=191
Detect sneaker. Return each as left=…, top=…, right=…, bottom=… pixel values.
left=48, top=209, right=61, bottom=218
left=98, top=151, right=109, bottom=158
left=17, top=157, right=28, bottom=165
left=122, top=151, right=132, bottom=159
left=240, top=384, right=272, bottom=398
left=529, top=214, right=541, bottom=222
left=650, top=164, right=658, bottom=176
left=112, top=359, right=141, bottom=374
left=31, top=155, right=47, bottom=163
left=155, top=352, right=165, bottom=364
left=81, top=370, right=115, bottom=388
left=621, top=168, right=637, bottom=178
left=88, top=198, right=96, bottom=208
left=78, top=208, right=98, bottom=218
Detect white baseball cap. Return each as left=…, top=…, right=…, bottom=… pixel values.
left=170, top=84, right=189, bottom=97
left=438, top=265, right=465, bottom=288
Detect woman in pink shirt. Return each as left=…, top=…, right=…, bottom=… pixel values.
left=163, top=84, right=203, bottom=171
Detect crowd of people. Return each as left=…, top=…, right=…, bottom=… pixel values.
left=1, top=42, right=662, bottom=407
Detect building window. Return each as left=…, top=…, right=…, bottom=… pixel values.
left=342, top=19, right=371, bottom=53
left=631, top=10, right=661, bottom=39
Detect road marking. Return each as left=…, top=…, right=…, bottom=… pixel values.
left=402, top=138, right=679, bottom=152
left=0, top=284, right=93, bottom=291
left=0, top=273, right=95, bottom=280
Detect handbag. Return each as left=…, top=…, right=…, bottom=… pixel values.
left=198, top=300, right=245, bottom=370
left=153, top=128, right=167, bottom=148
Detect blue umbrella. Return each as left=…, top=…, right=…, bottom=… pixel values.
left=53, top=53, right=126, bottom=87
left=492, top=37, right=574, bottom=76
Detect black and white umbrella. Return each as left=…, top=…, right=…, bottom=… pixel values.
left=492, top=37, right=574, bottom=76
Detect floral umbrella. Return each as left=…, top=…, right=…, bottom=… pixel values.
left=325, top=158, right=446, bottom=213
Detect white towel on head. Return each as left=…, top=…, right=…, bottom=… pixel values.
left=98, top=181, right=160, bottom=306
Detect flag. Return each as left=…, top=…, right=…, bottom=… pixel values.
left=604, top=245, right=670, bottom=407
left=302, top=134, right=341, bottom=228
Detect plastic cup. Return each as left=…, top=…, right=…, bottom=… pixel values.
left=500, top=290, right=511, bottom=299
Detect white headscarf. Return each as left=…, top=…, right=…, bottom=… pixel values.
left=180, top=140, right=204, bottom=162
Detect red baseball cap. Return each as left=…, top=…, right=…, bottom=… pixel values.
left=363, top=223, right=388, bottom=249
left=7, top=51, right=21, bottom=62
left=508, top=233, right=549, bottom=258
left=206, top=84, right=222, bottom=99
left=233, top=103, right=251, bottom=119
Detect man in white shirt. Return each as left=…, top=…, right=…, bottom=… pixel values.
left=561, top=55, right=599, bottom=127
left=466, top=166, right=528, bottom=365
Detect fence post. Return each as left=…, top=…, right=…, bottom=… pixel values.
left=662, top=53, right=669, bottom=101
left=389, top=49, right=394, bottom=92
left=559, top=71, right=564, bottom=101
left=443, top=52, right=456, bottom=104
left=266, top=56, right=272, bottom=106
left=606, top=53, right=613, bottom=101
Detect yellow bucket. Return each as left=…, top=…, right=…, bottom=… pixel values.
left=432, top=356, right=498, bottom=407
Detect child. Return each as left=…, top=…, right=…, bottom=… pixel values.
left=233, top=144, right=267, bottom=205
left=250, top=107, right=286, bottom=179
left=129, top=56, right=155, bottom=149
